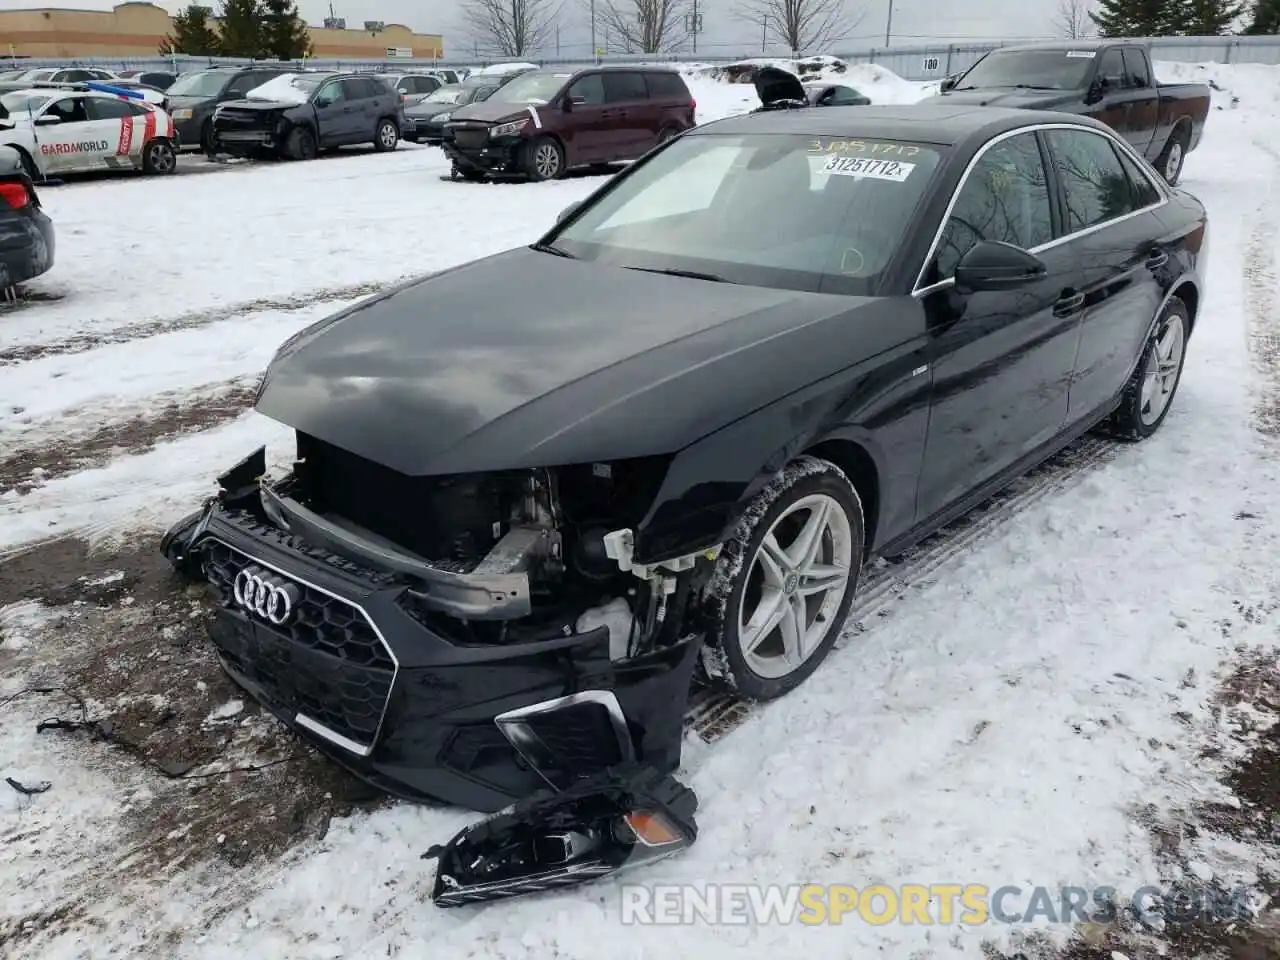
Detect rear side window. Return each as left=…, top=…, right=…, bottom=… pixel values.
left=1045, top=128, right=1141, bottom=232
left=1114, top=144, right=1161, bottom=208
left=226, top=73, right=258, bottom=96
left=933, top=131, right=1053, bottom=280
left=645, top=71, right=688, bottom=99
left=88, top=97, right=133, bottom=121
left=604, top=72, right=648, bottom=102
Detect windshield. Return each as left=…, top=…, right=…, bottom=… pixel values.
left=956, top=49, right=1094, bottom=90
left=166, top=71, right=230, bottom=97
left=548, top=133, right=942, bottom=294
left=18, top=69, right=55, bottom=82
left=489, top=71, right=570, bottom=105
left=424, top=86, right=461, bottom=103
left=0, top=92, right=51, bottom=115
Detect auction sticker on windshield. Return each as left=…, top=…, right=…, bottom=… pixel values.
left=823, top=154, right=915, bottom=181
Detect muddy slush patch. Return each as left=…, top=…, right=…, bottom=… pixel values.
left=0, top=383, right=258, bottom=494
left=0, top=535, right=387, bottom=949
left=984, top=646, right=1280, bottom=960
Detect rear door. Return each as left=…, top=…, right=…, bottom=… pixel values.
left=915, top=129, right=1086, bottom=521
left=345, top=78, right=382, bottom=140
left=1043, top=127, right=1168, bottom=423
left=601, top=71, right=654, bottom=159
left=1120, top=48, right=1160, bottom=158
left=86, top=96, right=142, bottom=167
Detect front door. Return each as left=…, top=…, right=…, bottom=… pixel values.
left=561, top=72, right=608, bottom=165
left=1043, top=127, right=1169, bottom=422
left=312, top=79, right=353, bottom=146
left=915, top=129, right=1086, bottom=522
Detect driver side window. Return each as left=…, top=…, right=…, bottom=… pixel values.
left=933, top=131, right=1053, bottom=281
left=315, top=81, right=344, bottom=106
left=568, top=73, right=605, bottom=105
left=45, top=98, right=90, bottom=124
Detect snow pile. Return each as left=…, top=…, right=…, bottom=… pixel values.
left=1154, top=59, right=1279, bottom=114
left=681, top=59, right=933, bottom=124
left=242, top=73, right=312, bottom=104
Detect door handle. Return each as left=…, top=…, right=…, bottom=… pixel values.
left=1145, top=250, right=1169, bottom=270
left=1053, top=290, right=1085, bottom=317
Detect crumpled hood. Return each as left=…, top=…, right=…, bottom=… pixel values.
left=255, top=247, right=891, bottom=476
left=754, top=66, right=806, bottom=107
left=219, top=98, right=295, bottom=112
left=928, top=87, right=1081, bottom=110
left=448, top=100, right=538, bottom=124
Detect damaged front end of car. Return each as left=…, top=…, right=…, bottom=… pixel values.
left=161, top=434, right=718, bottom=817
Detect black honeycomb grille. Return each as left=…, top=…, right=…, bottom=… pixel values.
left=202, top=540, right=394, bottom=748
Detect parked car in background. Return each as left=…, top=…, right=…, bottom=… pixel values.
left=378, top=72, right=445, bottom=106
left=930, top=40, right=1210, bottom=184
left=429, top=68, right=463, bottom=85
left=114, top=69, right=177, bottom=90
left=0, top=144, right=53, bottom=289
left=12, top=67, right=117, bottom=84
left=76, top=78, right=168, bottom=110
left=442, top=65, right=696, bottom=181
left=753, top=67, right=872, bottom=110
left=0, top=86, right=178, bottom=179
left=166, top=65, right=293, bottom=155
left=212, top=72, right=403, bottom=161
left=403, top=81, right=503, bottom=144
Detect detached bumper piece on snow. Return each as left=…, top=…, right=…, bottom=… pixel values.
left=423, top=763, right=698, bottom=907
left=160, top=444, right=712, bottom=813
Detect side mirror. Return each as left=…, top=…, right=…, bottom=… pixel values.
left=564, top=95, right=586, bottom=111
left=1085, top=77, right=1107, bottom=103
left=34, top=114, right=60, bottom=126
left=940, top=75, right=958, bottom=93
left=953, top=240, right=1046, bottom=293
left=556, top=200, right=581, bottom=224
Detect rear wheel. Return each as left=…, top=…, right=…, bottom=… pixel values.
left=374, top=119, right=399, bottom=152
left=1106, top=297, right=1190, bottom=440
left=523, top=136, right=564, bottom=181
left=142, top=139, right=176, bottom=175
left=1156, top=127, right=1188, bottom=185
left=286, top=128, right=317, bottom=161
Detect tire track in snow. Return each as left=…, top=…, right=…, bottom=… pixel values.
left=0, top=278, right=399, bottom=365
left=688, top=434, right=1121, bottom=742
left=1245, top=137, right=1280, bottom=437
left=0, top=380, right=258, bottom=495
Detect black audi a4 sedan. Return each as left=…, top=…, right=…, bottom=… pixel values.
left=162, top=103, right=1207, bottom=812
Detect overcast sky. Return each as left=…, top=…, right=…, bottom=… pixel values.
left=0, top=0, right=1073, bottom=60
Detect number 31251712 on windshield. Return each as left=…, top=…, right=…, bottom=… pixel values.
left=823, top=155, right=916, bottom=182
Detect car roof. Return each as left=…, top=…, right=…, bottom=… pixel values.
left=987, top=39, right=1139, bottom=53
left=698, top=102, right=1112, bottom=147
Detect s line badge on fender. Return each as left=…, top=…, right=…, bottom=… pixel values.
left=161, top=102, right=1208, bottom=814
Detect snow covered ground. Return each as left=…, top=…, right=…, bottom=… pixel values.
left=2, top=61, right=1280, bottom=959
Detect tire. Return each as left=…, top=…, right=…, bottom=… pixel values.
left=523, top=136, right=565, bottom=181
left=142, top=139, right=176, bottom=175
left=286, top=128, right=317, bottom=161
left=1155, top=126, right=1188, bottom=186
left=700, top=456, right=865, bottom=702
left=15, top=148, right=39, bottom=182
left=1106, top=296, right=1190, bottom=441
left=657, top=126, right=679, bottom=144
left=374, top=118, right=399, bottom=152
left=200, top=120, right=216, bottom=157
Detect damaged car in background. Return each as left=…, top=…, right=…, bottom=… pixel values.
left=161, top=102, right=1206, bottom=903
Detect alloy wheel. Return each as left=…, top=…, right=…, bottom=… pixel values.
left=736, top=493, right=854, bottom=680
left=534, top=143, right=561, bottom=179
left=379, top=123, right=398, bottom=149
left=1166, top=141, right=1183, bottom=182
left=148, top=143, right=174, bottom=173
left=1140, top=313, right=1186, bottom=426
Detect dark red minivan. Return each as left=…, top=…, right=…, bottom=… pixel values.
left=440, top=65, right=697, bottom=182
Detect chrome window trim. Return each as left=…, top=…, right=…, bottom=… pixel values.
left=210, top=537, right=400, bottom=759
left=911, top=121, right=1170, bottom=298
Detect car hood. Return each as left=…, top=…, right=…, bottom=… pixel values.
left=754, top=66, right=806, bottom=107
left=449, top=100, right=537, bottom=123
left=406, top=101, right=457, bottom=119
left=166, top=94, right=215, bottom=109
left=256, top=247, right=896, bottom=476
left=929, top=87, right=1081, bottom=109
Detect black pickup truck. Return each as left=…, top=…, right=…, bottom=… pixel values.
left=929, top=40, right=1210, bottom=185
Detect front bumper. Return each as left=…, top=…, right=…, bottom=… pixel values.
left=167, top=500, right=701, bottom=813
left=0, top=206, right=54, bottom=286
left=213, top=129, right=278, bottom=155
left=441, top=136, right=524, bottom=174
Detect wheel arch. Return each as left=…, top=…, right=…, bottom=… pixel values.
left=801, top=438, right=880, bottom=559
left=1170, top=277, right=1199, bottom=334
left=10, top=144, right=39, bottom=180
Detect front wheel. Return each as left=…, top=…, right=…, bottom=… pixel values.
left=1107, top=297, right=1190, bottom=440
left=142, top=139, right=176, bottom=175
left=523, top=136, right=565, bottom=181
left=700, top=456, right=864, bottom=702
left=286, top=128, right=317, bottom=161
left=374, top=119, right=399, bottom=152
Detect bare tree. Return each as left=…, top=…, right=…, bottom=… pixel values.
left=738, top=0, right=864, bottom=54
left=1052, top=0, right=1094, bottom=38
left=461, top=0, right=561, bottom=57
left=593, top=0, right=689, bottom=53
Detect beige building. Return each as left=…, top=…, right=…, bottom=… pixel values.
left=0, top=2, right=443, bottom=59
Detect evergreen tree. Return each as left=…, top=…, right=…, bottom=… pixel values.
left=1174, top=0, right=1245, bottom=32
left=218, top=0, right=264, bottom=57
left=1090, top=0, right=1176, bottom=35
left=1245, top=0, right=1280, bottom=31
left=261, top=0, right=313, bottom=60
left=159, top=3, right=221, bottom=55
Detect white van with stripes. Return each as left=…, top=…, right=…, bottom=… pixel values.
left=0, top=84, right=178, bottom=180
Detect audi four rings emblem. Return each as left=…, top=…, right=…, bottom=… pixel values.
left=233, top=566, right=301, bottom=626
